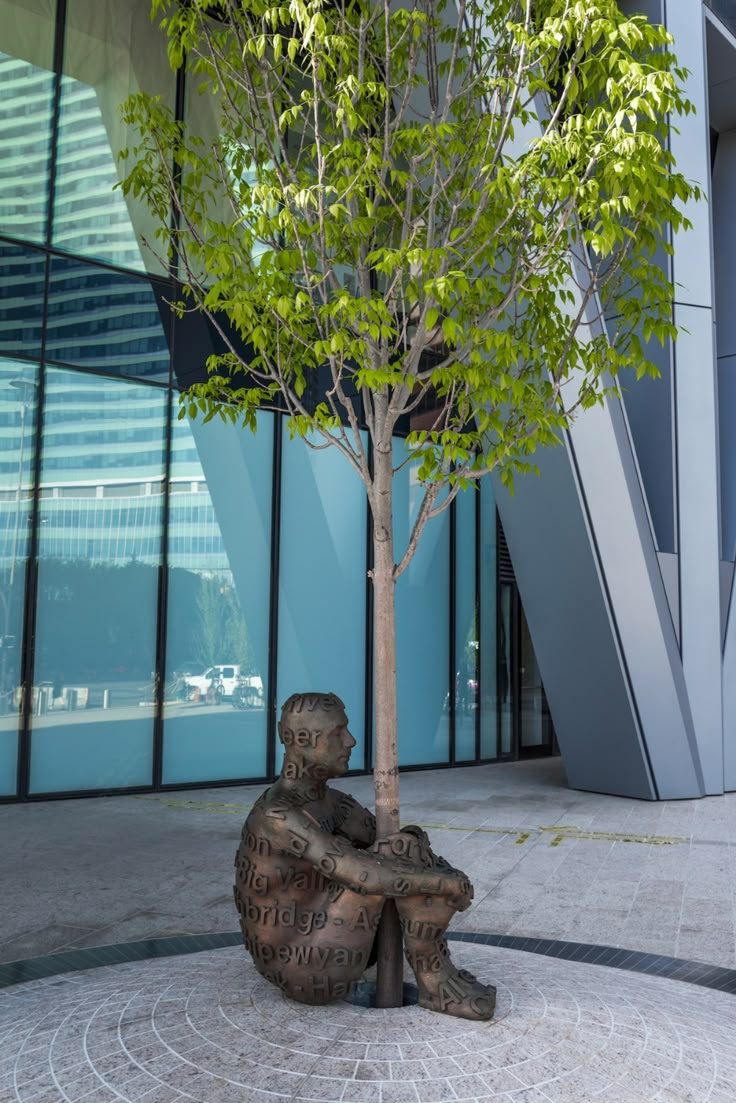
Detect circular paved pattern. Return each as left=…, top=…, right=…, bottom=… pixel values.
left=1, top=945, right=735, bottom=1103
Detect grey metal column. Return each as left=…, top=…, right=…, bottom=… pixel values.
left=493, top=388, right=703, bottom=800
left=712, top=107, right=736, bottom=790
left=666, top=1, right=724, bottom=795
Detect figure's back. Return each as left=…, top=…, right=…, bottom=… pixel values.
left=234, top=789, right=378, bottom=1003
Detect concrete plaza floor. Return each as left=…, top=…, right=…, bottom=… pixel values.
left=1, top=758, right=735, bottom=1102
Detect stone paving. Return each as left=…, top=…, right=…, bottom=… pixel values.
left=3, top=759, right=734, bottom=969
left=2, top=946, right=735, bottom=1103
left=2, top=758, right=736, bottom=1102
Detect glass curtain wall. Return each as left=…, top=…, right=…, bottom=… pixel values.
left=277, top=428, right=367, bottom=770
left=0, top=0, right=557, bottom=800
left=54, top=0, right=174, bottom=274
left=393, top=441, right=450, bottom=765
left=479, top=480, right=498, bottom=759
left=0, top=361, right=39, bottom=795
left=0, top=0, right=56, bottom=245
left=455, top=487, right=478, bottom=761
left=28, top=369, right=167, bottom=793
left=162, top=412, right=273, bottom=784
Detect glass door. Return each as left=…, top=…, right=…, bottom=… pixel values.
left=498, top=582, right=514, bottom=757
left=496, top=513, right=555, bottom=761
left=518, top=605, right=554, bottom=755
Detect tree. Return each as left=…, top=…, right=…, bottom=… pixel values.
left=122, top=0, right=699, bottom=1005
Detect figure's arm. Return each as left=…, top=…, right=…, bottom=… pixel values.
left=334, top=792, right=376, bottom=848
left=266, top=802, right=472, bottom=905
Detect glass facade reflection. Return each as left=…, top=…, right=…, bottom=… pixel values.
left=479, top=481, right=498, bottom=760
left=0, top=1, right=55, bottom=245
left=277, top=429, right=367, bottom=770
left=0, top=360, right=38, bottom=795
left=0, top=243, right=46, bottom=360
left=162, top=414, right=273, bottom=784
left=0, top=0, right=554, bottom=800
left=54, top=0, right=174, bottom=273
left=29, top=370, right=166, bottom=793
left=393, top=442, right=450, bottom=766
left=46, top=256, right=171, bottom=380
left=455, top=488, right=477, bottom=762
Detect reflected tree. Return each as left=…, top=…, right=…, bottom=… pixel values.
left=195, top=574, right=254, bottom=669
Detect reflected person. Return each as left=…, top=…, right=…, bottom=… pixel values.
left=234, top=692, right=495, bottom=1020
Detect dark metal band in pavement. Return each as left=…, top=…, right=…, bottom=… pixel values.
left=1, top=930, right=735, bottom=995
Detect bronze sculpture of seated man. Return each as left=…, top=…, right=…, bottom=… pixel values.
left=234, top=691, right=496, bottom=1021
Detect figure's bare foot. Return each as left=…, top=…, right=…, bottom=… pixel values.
left=417, top=966, right=496, bottom=1021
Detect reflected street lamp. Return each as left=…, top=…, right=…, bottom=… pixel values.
left=1, top=375, right=37, bottom=712
left=8, top=376, right=37, bottom=589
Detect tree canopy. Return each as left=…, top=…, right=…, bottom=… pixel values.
left=122, top=0, right=699, bottom=561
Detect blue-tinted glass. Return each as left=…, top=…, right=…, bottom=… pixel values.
left=29, top=369, right=167, bottom=794
left=393, top=441, right=450, bottom=766
left=0, top=241, right=46, bottom=359
left=53, top=0, right=174, bottom=274
left=162, top=412, right=273, bottom=784
left=479, top=480, right=498, bottom=758
left=0, top=2, right=55, bottom=245
left=0, top=359, right=39, bottom=796
left=45, top=256, right=170, bottom=381
left=455, top=488, right=477, bottom=762
left=277, top=427, right=367, bottom=772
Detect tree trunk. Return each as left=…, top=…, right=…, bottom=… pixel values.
left=371, top=436, right=404, bottom=1007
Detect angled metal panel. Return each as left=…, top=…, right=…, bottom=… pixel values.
left=493, top=386, right=704, bottom=799
left=710, top=45, right=736, bottom=792
left=724, top=580, right=736, bottom=790
left=489, top=3, right=718, bottom=800
left=667, top=1, right=725, bottom=794
left=492, top=444, right=656, bottom=801
left=713, top=134, right=736, bottom=560
left=671, top=307, right=724, bottom=793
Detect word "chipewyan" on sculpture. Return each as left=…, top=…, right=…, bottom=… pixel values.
left=234, top=692, right=495, bottom=1020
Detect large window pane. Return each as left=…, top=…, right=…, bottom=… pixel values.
left=0, top=360, right=39, bottom=796
left=29, top=369, right=167, bottom=794
left=162, top=413, right=273, bottom=784
left=479, top=480, right=498, bottom=758
left=394, top=442, right=450, bottom=766
left=277, top=428, right=367, bottom=770
left=455, top=488, right=477, bottom=762
left=46, top=256, right=171, bottom=381
left=53, top=0, right=174, bottom=273
left=0, top=241, right=46, bottom=361
left=0, top=0, right=55, bottom=245
left=519, top=605, right=551, bottom=750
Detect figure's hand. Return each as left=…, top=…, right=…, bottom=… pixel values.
left=440, top=870, right=473, bottom=911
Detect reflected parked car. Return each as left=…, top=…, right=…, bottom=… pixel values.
left=185, top=664, right=247, bottom=700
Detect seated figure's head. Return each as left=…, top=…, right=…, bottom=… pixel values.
left=278, top=692, right=355, bottom=781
